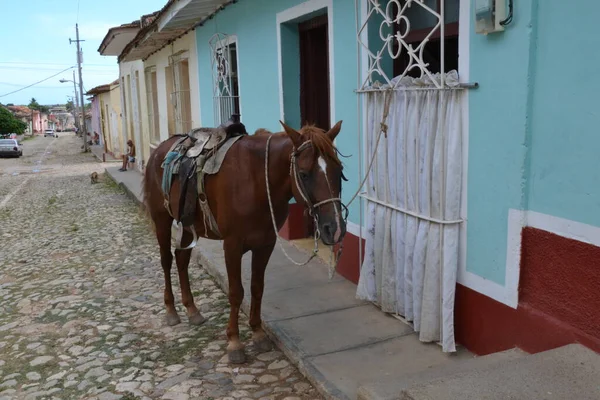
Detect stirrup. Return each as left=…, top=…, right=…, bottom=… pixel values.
left=171, top=220, right=198, bottom=250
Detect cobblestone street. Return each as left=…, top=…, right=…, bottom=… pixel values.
left=0, top=134, right=321, bottom=400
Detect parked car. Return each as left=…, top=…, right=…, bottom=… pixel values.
left=44, top=129, right=57, bottom=137
left=0, top=139, right=23, bottom=158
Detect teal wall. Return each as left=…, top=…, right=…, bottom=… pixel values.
left=195, top=0, right=363, bottom=223
left=467, top=0, right=600, bottom=284
left=527, top=0, right=600, bottom=225
left=193, top=0, right=600, bottom=286
left=467, top=0, right=537, bottom=284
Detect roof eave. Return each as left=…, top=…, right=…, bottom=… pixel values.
left=118, top=0, right=235, bottom=63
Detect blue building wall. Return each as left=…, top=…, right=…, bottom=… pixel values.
left=466, top=0, right=537, bottom=284
left=192, top=0, right=600, bottom=288
left=467, top=0, right=600, bottom=285
left=195, top=0, right=363, bottom=223
left=527, top=0, right=600, bottom=225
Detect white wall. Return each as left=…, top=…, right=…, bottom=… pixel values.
left=119, top=59, right=150, bottom=168
left=144, top=31, right=201, bottom=144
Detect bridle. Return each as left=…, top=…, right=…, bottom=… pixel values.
left=289, top=140, right=349, bottom=221
left=265, top=134, right=348, bottom=272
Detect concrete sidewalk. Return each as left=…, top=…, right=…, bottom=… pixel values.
left=104, top=165, right=491, bottom=399
left=105, top=166, right=600, bottom=399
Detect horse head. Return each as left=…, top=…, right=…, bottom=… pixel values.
left=280, top=120, right=347, bottom=246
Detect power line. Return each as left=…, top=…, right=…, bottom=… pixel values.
left=0, top=67, right=74, bottom=98
left=0, top=82, right=67, bottom=89
left=0, top=61, right=116, bottom=67
left=0, top=66, right=117, bottom=73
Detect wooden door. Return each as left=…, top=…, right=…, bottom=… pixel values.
left=299, top=14, right=330, bottom=236
left=299, top=14, right=330, bottom=131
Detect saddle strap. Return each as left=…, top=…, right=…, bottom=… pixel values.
left=161, top=136, right=189, bottom=218
left=196, top=156, right=222, bottom=238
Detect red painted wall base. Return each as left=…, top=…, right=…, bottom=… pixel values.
left=456, top=227, right=600, bottom=356
left=333, top=232, right=364, bottom=284
left=278, top=203, right=308, bottom=241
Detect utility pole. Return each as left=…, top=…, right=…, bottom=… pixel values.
left=70, top=24, right=88, bottom=152
left=72, top=70, right=81, bottom=132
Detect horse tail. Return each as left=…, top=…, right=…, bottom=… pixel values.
left=142, top=147, right=157, bottom=227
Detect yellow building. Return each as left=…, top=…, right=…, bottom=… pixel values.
left=87, top=80, right=124, bottom=158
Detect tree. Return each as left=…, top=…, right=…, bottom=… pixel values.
left=28, top=98, right=50, bottom=114
left=66, top=100, right=74, bottom=112
left=28, top=98, right=40, bottom=110
left=0, top=107, right=27, bottom=134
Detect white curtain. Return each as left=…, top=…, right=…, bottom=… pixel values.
left=356, top=71, right=463, bottom=352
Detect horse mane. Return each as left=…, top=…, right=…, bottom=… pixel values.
left=253, top=128, right=273, bottom=136
left=299, top=125, right=341, bottom=166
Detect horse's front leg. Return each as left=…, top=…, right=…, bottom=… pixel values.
left=249, top=243, right=275, bottom=353
left=224, top=239, right=246, bottom=364
left=175, top=232, right=206, bottom=325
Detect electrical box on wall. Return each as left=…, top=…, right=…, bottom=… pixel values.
left=475, top=0, right=506, bottom=35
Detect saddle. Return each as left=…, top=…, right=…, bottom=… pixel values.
left=161, top=115, right=247, bottom=248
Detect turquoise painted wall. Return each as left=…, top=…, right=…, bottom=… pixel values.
left=527, top=0, right=600, bottom=225
left=195, top=0, right=363, bottom=223
left=468, top=0, right=600, bottom=285
left=467, top=0, right=536, bottom=284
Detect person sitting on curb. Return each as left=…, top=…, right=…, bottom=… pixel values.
left=119, top=139, right=136, bottom=172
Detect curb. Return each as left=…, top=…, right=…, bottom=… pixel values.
left=196, top=247, right=349, bottom=400
left=104, top=168, right=143, bottom=207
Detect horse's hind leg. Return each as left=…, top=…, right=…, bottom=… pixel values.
left=175, top=233, right=206, bottom=326
left=224, top=239, right=246, bottom=364
left=156, top=218, right=181, bottom=326
left=249, top=244, right=275, bottom=353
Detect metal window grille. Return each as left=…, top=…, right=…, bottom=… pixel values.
left=358, top=0, right=457, bottom=90
left=209, top=33, right=240, bottom=125
left=355, top=2, right=467, bottom=345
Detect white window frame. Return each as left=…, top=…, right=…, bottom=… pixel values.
left=356, top=0, right=477, bottom=306
left=209, top=33, right=241, bottom=125
left=168, top=51, right=193, bottom=134
left=145, top=66, right=160, bottom=145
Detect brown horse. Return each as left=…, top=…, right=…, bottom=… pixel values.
left=143, top=121, right=346, bottom=363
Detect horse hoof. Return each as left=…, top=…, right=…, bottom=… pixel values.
left=188, top=312, right=206, bottom=326
left=228, top=349, right=246, bottom=364
left=165, top=313, right=181, bottom=326
left=253, top=336, right=273, bottom=353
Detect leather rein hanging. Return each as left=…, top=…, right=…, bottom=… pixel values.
left=264, top=135, right=348, bottom=272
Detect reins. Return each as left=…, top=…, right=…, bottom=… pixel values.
left=265, top=135, right=348, bottom=268
left=264, top=89, right=392, bottom=275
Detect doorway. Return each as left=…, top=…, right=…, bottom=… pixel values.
left=278, top=5, right=333, bottom=241
left=299, top=14, right=331, bottom=237
left=299, top=14, right=330, bottom=131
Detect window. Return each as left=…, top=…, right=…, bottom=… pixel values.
left=120, top=77, right=127, bottom=124
left=209, top=34, right=240, bottom=125
left=126, top=74, right=134, bottom=141
left=167, top=53, right=193, bottom=135
left=145, top=67, right=160, bottom=144
left=134, top=71, right=142, bottom=135
left=359, top=0, right=460, bottom=89
left=392, top=0, right=459, bottom=78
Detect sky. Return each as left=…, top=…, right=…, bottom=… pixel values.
left=0, top=0, right=166, bottom=106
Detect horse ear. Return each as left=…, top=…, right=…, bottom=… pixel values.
left=326, top=120, right=343, bottom=141
left=280, top=120, right=302, bottom=148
